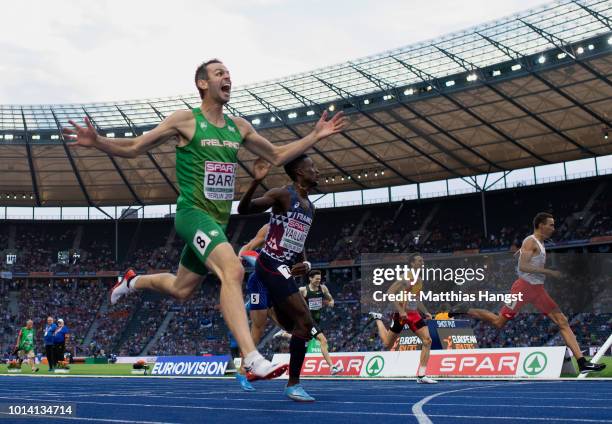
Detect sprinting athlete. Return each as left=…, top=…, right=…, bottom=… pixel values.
left=240, top=224, right=275, bottom=345
left=238, top=156, right=319, bottom=402
left=235, top=224, right=271, bottom=392
left=299, top=270, right=343, bottom=375
left=369, top=253, right=437, bottom=383
left=14, top=320, right=38, bottom=373
left=64, top=59, right=347, bottom=379
left=459, top=212, right=605, bottom=374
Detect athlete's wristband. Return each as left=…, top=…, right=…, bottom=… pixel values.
left=303, top=261, right=312, bottom=271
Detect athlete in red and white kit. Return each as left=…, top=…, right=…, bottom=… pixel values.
left=369, top=253, right=437, bottom=383
left=458, top=212, right=605, bottom=374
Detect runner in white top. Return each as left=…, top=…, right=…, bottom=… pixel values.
left=455, top=212, right=605, bottom=374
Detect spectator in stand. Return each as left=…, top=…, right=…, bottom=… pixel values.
left=43, top=316, right=57, bottom=371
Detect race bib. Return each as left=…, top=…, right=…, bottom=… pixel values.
left=204, top=162, right=236, bottom=200
left=277, top=264, right=292, bottom=280
left=279, top=218, right=310, bottom=253
left=308, top=297, right=323, bottom=311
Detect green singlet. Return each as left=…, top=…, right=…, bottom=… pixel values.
left=305, top=284, right=324, bottom=324
left=19, top=327, right=34, bottom=351
left=175, top=108, right=243, bottom=274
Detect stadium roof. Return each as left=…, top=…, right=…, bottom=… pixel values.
left=1, top=0, right=611, bottom=207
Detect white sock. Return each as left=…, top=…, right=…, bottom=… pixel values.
left=244, top=350, right=262, bottom=367
left=418, top=365, right=427, bottom=377
left=128, top=275, right=140, bottom=291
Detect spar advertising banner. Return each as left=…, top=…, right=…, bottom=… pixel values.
left=272, top=346, right=566, bottom=378
left=151, top=355, right=230, bottom=376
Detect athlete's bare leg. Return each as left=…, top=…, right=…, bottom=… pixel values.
left=272, top=292, right=313, bottom=386
left=235, top=308, right=268, bottom=377
left=205, top=243, right=256, bottom=357
left=547, top=309, right=583, bottom=359
left=374, top=320, right=400, bottom=349
left=414, top=326, right=433, bottom=375
left=316, top=333, right=334, bottom=368
left=267, top=308, right=283, bottom=328
left=134, top=264, right=203, bottom=301
left=139, top=244, right=265, bottom=370
left=467, top=308, right=508, bottom=329
left=250, top=309, right=269, bottom=345
left=238, top=308, right=287, bottom=376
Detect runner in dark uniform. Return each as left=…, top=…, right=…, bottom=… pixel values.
left=299, top=270, right=342, bottom=375
left=238, top=155, right=318, bottom=402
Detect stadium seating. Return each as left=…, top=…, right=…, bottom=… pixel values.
left=1, top=176, right=611, bottom=357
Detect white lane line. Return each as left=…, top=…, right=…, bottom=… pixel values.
left=4, top=388, right=611, bottom=402
left=0, top=395, right=611, bottom=422
left=43, top=391, right=612, bottom=410
left=428, top=402, right=612, bottom=410
left=427, top=416, right=612, bottom=422
left=0, top=413, right=179, bottom=424
left=412, top=383, right=505, bottom=424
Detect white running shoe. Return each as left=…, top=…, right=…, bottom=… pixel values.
left=369, top=311, right=383, bottom=320
left=330, top=364, right=344, bottom=375
left=416, top=375, right=438, bottom=384
left=110, top=269, right=137, bottom=305
left=244, top=352, right=288, bottom=381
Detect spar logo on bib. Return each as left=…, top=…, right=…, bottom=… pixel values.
left=280, top=218, right=310, bottom=253
left=204, top=162, right=236, bottom=200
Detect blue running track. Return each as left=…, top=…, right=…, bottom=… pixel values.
left=0, top=376, right=610, bottom=423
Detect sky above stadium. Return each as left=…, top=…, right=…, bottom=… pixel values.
left=2, top=0, right=542, bottom=105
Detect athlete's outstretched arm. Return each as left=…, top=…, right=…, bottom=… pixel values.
left=62, top=110, right=192, bottom=158
left=237, top=159, right=283, bottom=214
left=234, top=111, right=348, bottom=166
left=238, top=224, right=269, bottom=255
left=238, top=186, right=286, bottom=215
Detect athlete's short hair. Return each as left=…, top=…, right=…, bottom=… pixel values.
left=195, top=59, right=222, bottom=99
left=284, top=154, right=309, bottom=181
left=533, top=212, right=553, bottom=229
left=309, top=270, right=321, bottom=279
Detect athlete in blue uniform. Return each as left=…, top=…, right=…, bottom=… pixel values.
left=235, top=224, right=272, bottom=392
left=238, top=156, right=317, bottom=402
left=240, top=225, right=272, bottom=338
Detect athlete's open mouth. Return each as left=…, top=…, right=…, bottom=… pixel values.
left=221, top=83, right=231, bottom=94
